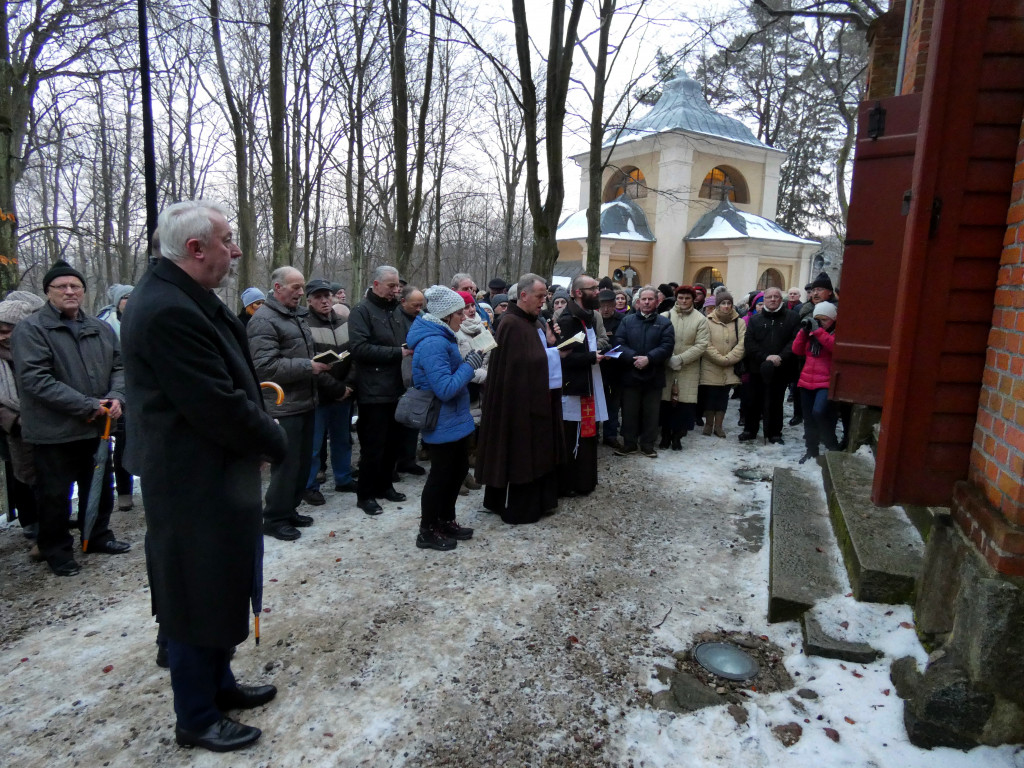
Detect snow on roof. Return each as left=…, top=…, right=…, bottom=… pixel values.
left=685, top=199, right=818, bottom=245
left=609, top=71, right=782, bottom=152
left=556, top=195, right=656, bottom=242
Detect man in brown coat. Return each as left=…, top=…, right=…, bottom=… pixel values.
left=475, top=274, right=566, bottom=524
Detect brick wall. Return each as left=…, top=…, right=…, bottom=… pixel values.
left=900, top=0, right=935, bottom=94
left=866, top=0, right=904, bottom=99
left=962, top=115, right=1024, bottom=575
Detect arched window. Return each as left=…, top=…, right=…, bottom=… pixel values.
left=699, top=166, right=749, bottom=204
left=693, top=266, right=724, bottom=286
left=757, top=268, right=784, bottom=291
left=603, top=167, right=647, bottom=202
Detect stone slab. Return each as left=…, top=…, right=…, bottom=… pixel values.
left=768, top=468, right=842, bottom=623
left=822, top=451, right=924, bottom=604
left=801, top=614, right=881, bottom=663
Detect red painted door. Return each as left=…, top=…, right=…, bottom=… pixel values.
left=831, top=93, right=922, bottom=406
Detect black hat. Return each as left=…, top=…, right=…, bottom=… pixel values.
left=329, top=282, right=342, bottom=293
left=488, top=277, right=508, bottom=292
left=305, top=278, right=333, bottom=296
left=809, top=272, right=833, bottom=292
left=598, top=289, right=616, bottom=302
left=42, top=260, right=86, bottom=293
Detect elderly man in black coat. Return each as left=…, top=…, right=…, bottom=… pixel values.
left=121, top=201, right=287, bottom=753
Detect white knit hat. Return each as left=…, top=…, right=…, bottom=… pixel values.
left=0, top=300, right=35, bottom=326
left=813, top=301, right=837, bottom=321
left=423, top=285, right=465, bottom=319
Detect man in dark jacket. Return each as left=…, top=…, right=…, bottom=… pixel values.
left=597, top=288, right=623, bottom=447
left=740, top=286, right=800, bottom=444
left=303, top=279, right=356, bottom=503
left=556, top=275, right=606, bottom=496
left=348, top=265, right=410, bottom=515
left=611, top=286, right=675, bottom=457
left=12, top=260, right=130, bottom=577
left=121, top=201, right=287, bottom=752
left=248, top=267, right=330, bottom=540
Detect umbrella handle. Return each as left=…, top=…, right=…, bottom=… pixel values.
left=260, top=381, right=285, bottom=406
left=101, top=410, right=113, bottom=440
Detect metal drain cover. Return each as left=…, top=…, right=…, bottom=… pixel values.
left=693, top=642, right=760, bottom=681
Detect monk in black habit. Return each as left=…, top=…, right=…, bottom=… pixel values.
left=475, top=274, right=567, bottom=524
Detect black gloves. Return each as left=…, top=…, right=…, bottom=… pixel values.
left=800, top=316, right=818, bottom=333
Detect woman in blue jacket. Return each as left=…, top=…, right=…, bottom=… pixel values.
left=406, top=286, right=485, bottom=550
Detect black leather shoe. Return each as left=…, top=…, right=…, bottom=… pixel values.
left=738, top=432, right=758, bottom=442
left=335, top=481, right=358, bottom=493
left=789, top=416, right=803, bottom=426
left=49, top=559, right=81, bottom=577
left=156, top=644, right=169, bottom=668
left=383, top=487, right=407, bottom=502
left=264, top=523, right=301, bottom=541
left=175, top=717, right=261, bottom=752
left=769, top=436, right=785, bottom=445
left=397, top=463, right=426, bottom=476
left=215, top=684, right=277, bottom=710
left=88, top=539, right=131, bottom=555
left=357, top=499, right=383, bottom=516
left=289, top=512, right=314, bottom=527
left=301, top=489, right=326, bottom=506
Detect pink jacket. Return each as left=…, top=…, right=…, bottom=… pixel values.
left=793, top=327, right=835, bottom=390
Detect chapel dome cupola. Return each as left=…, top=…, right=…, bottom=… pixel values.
left=610, top=71, right=776, bottom=151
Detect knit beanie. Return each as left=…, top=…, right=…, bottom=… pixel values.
left=457, top=290, right=475, bottom=307
left=42, top=260, right=86, bottom=293
left=241, top=287, right=266, bottom=307
left=106, top=283, right=133, bottom=305
left=813, top=301, right=837, bottom=321
left=810, top=272, right=834, bottom=292
left=424, top=285, right=465, bottom=320
left=5, top=290, right=45, bottom=310
left=0, top=300, right=34, bottom=326
left=553, top=288, right=570, bottom=303
left=491, top=293, right=508, bottom=306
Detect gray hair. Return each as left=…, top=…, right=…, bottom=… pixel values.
left=516, top=273, right=545, bottom=299
left=637, top=284, right=658, bottom=300
left=156, top=200, right=227, bottom=264
left=271, top=266, right=302, bottom=287
left=450, top=272, right=472, bottom=290
left=373, top=265, right=399, bottom=283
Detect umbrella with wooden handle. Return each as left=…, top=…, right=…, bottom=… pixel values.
left=251, top=381, right=285, bottom=645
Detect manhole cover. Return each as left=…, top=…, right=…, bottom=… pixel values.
left=693, top=642, right=760, bottom=681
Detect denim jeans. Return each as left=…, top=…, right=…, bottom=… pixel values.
left=306, top=400, right=353, bottom=490
left=799, top=387, right=839, bottom=454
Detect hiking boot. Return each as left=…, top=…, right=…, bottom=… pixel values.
left=738, top=431, right=758, bottom=442
left=614, top=444, right=637, bottom=456
left=416, top=526, right=456, bottom=551
left=301, top=489, right=326, bottom=506
left=438, top=520, right=473, bottom=540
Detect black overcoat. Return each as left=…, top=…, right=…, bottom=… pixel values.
left=475, top=303, right=565, bottom=487
left=121, top=259, right=287, bottom=648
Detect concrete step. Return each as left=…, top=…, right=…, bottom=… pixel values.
left=822, top=451, right=924, bottom=604
left=768, top=467, right=843, bottom=623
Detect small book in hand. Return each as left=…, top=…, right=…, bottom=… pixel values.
left=313, top=349, right=349, bottom=366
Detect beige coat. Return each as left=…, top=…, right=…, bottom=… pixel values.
left=700, top=308, right=746, bottom=387
left=660, top=306, right=710, bottom=403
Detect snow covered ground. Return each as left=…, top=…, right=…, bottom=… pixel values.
left=1, top=403, right=1022, bottom=767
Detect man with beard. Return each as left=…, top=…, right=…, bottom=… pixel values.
left=554, top=275, right=607, bottom=496
left=122, top=201, right=287, bottom=751
left=597, top=289, right=623, bottom=448
left=740, top=286, right=800, bottom=444
left=248, top=267, right=330, bottom=540
left=475, top=274, right=567, bottom=524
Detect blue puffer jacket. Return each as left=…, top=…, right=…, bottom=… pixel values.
left=406, top=315, right=475, bottom=445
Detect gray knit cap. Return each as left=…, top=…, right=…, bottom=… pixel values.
left=423, top=285, right=465, bottom=320
left=0, top=300, right=35, bottom=326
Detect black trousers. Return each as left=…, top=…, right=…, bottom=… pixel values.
left=356, top=401, right=402, bottom=501
left=167, top=640, right=236, bottom=731
left=421, top=437, right=469, bottom=528
left=112, top=417, right=133, bottom=497
left=4, top=460, right=38, bottom=528
left=264, top=411, right=314, bottom=526
left=33, top=439, right=114, bottom=565
left=620, top=386, right=661, bottom=449
left=744, top=363, right=789, bottom=439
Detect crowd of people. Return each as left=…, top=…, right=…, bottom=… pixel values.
left=0, top=197, right=847, bottom=752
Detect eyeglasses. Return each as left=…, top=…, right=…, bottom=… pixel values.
left=49, top=282, right=84, bottom=293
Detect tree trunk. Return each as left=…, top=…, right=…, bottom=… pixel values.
left=269, top=0, right=290, bottom=269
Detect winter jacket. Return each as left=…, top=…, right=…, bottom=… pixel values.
left=611, top=311, right=675, bottom=390
left=555, top=300, right=600, bottom=398
left=407, top=315, right=475, bottom=445
left=12, top=303, right=125, bottom=444
left=744, top=306, right=800, bottom=373
left=348, top=291, right=408, bottom=404
left=96, top=283, right=134, bottom=340
left=247, top=295, right=318, bottom=417
left=660, top=305, right=709, bottom=404
left=455, top=314, right=488, bottom=384
left=306, top=306, right=354, bottom=402
left=792, top=326, right=836, bottom=390
left=700, top=308, right=746, bottom=387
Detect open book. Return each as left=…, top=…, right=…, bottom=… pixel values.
left=312, top=349, right=350, bottom=366
left=555, top=330, right=585, bottom=349
left=470, top=328, right=497, bottom=353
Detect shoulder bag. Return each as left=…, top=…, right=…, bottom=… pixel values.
left=394, top=386, right=441, bottom=431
